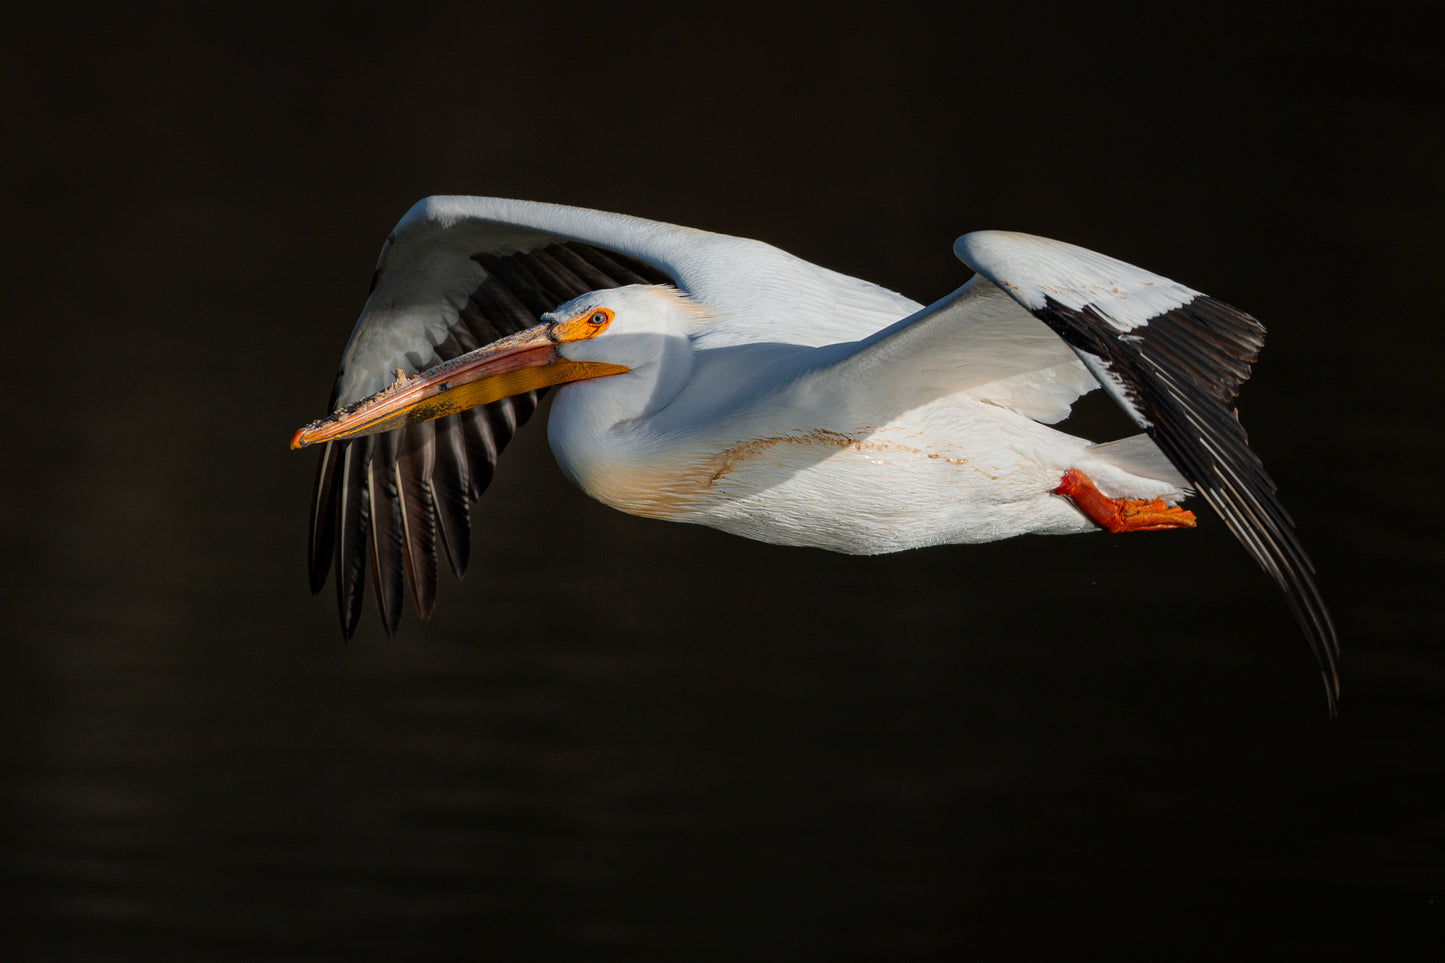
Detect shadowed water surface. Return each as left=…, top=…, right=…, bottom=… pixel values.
left=6, top=326, right=1440, bottom=958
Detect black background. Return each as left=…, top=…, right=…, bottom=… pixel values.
left=4, top=3, right=1441, bottom=959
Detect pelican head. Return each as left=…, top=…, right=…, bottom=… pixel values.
left=546, top=284, right=704, bottom=371
left=290, top=284, right=698, bottom=448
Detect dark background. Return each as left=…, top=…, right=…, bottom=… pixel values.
left=4, top=3, right=1441, bottom=959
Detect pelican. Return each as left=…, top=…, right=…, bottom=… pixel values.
left=292, top=196, right=1340, bottom=714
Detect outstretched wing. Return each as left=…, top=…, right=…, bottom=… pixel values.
left=306, top=197, right=917, bottom=637
left=780, top=272, right=1100, bottom=427
left=954, top=231, right=1340, bottom=714
left=309, top=235, right=672, bottom=638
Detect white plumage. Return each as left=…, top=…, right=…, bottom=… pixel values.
left=293, top=197, right=1339, bottom=713
left=540, top=284, right=1171, bottom=551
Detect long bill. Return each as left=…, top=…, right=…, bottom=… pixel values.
left=290, top=322, right=628, bottom=449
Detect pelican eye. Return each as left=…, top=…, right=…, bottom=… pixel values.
left=588, top=311, right=608, bottom=326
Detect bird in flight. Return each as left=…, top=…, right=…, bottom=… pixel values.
left=293, top=197, right=1339, bottom=714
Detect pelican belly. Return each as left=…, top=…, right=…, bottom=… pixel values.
left=559, top=399, right=1116, bottom=554
left=684, top=423, right=1098, bottom=554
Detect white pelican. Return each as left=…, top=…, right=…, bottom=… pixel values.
left=292, top=196, right=1340, bottom=714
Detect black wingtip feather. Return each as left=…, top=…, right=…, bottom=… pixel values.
left=367, top=432, right=406, bottom=638
left=335, top=437, right=374, bottom=640
left=431, top=413, right=472, bottom=579
left=396, top=421, right=441, bottom=621
left=308, top=442, right=341, bottom=595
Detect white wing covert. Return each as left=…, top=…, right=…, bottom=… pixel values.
left=784, top=274, right=1099, bottom=426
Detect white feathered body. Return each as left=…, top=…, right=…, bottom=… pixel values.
left=544, top=285, right=1184, bottom=554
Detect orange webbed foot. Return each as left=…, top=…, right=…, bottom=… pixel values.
left=1053, top=468, right=1196, bottom=533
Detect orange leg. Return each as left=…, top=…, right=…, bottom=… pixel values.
left=1053, top=468, right=1196, bottom=533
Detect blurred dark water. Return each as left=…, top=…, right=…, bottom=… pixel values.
left=4, top=4, right=1442, bottom=959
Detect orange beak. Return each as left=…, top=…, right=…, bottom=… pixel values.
left=290, top=316, right=627, bottom=449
